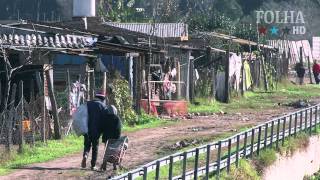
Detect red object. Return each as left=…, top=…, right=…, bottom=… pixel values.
left=259, top=26, right=267, bottom=35
left=140, top=100, right=158, bottom=116
left=163, top=101, right=187, bottom=116
left=140, top=100, right=188, bottom=116
left=313, top=63, right=320, bottom=74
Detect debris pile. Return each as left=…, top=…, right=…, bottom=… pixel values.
left=286, top=100, right=311, bottom=108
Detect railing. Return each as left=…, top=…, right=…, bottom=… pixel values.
left=112, top=104, right=320, bottom=180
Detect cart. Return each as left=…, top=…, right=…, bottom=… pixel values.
left=101, top=136, right=129, bottom=171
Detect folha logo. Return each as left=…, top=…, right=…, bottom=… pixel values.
left=256, top=11, right=306, bottom=36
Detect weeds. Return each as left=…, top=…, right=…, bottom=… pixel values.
left=219, top=160, right=260, bottom=180
left=253, top=149, right=277, bottom=174
left=278, top=133, right=309, bottom=156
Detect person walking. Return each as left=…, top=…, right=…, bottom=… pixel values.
left=313, top=60, right=320, bottom=84
left=81, top=91, right=108, bottom=170
left=295, top=62, right=306, bottom=85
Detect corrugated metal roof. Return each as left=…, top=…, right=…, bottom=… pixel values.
left=104, top=22, right=188, bottom=38
left=0, top=33, right=96, bottom=49
left=0, top=25, right=96, bottom=49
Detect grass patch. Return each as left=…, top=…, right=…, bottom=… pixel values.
left=124, top=112, right=178, bottom=132
left=188, top=98, right=220, bottom=114
left=218, top=160, right=260, bottom=180
left=0, top=114, right=173, bottom=176
left=252, top=149, right=277, bottom=174
left=278, top=133, right=309, bottom=156
left=0, top=135, right=83, bottom=176
left=123, top=119, right=176, bottom=132
left=189, top=83, right=320, bottom=114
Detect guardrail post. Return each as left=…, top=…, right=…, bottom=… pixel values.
left=143, top=167, right=148, bottom=180
left=182, top=152, right=187, bottom=180
left=294, top=113, right=298, bottom=137
left=128, top=173, right=133, bottom=180
left=257, top=126, right=262, bottom=155
left=216, top=141, right=222, bottom=179
left=236, top=135, right=240, bottom=167
left=243, top=132, right=248, bottom=157
left=289, top=115, right=292, bottom=136
left=310, top=108, right=313, bottom=135
left=194, top=148, right=199, bottom=180
left=250, top=129, right=255, bottom=158
left=227, top=139, right=232, bottom=173
left=282, top=117, right=286, bottom=146
left=206, top=145, right=211, bottom=180
left=169, top=156, right=173, bottom=180
left=305, top=109, right=308, bottom=132
left=155, top=161, right=160, bottom=180
left=270, top=121, right=274, bottom=148
left=300, top=111, right=303, bottom=132
left=276, top=119, right=280, bottom=150
left=264, top=123, right=268, bottom=149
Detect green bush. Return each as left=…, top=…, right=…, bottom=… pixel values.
left=109, top=78, right=137, bottom=125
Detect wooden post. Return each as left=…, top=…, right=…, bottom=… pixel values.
left=18, top=81, right=25, bottom=153
left=224, top=45, right=230, bottom=103
left=189, top=54, right=195, bottom=103
left=240, top=58, right=245, bottom=96
left=186, top=51, right=191, bottom=101
left=29, top=80, right=35, bottom=146
left=87, top=68, right=91, bottom=101
left=261, top=53, right=269, bottom=91
left=307, top=56, right=313, bottom=84
left=177, top=61, right=181, bottom=98
left=103, top=72, right=107, bottom=95
left=134, top=56, right=142, bottom=114
left=146, top=53, right=151, bottom=114
left=92, top=69, right=96, bottom=98
left=66, top=69, right=71, bottom=114
left=6, top=83, right=17, bottom=152
left=40, top=71, right=46, bottom=143
left=45, top=70, right=61, bottom=139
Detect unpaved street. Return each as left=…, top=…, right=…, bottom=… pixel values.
left=1, top=106, right=300, bottom=180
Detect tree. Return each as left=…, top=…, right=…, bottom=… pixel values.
left=98, top=0, right=146, bottom=22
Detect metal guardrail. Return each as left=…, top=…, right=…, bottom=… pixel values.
left=112, top=104, right=320, bottom=180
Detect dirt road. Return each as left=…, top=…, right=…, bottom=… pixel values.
left=1, top=106, right=297, bottom=180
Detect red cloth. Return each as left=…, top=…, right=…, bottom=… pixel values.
left=313, top=64, right=320, bottom=74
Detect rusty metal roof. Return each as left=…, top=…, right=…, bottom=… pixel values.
left=104, top=22, right=188, bottom=39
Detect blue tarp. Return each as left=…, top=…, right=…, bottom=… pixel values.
left=100, top=55, right=127, bottom=76
left=54, top=54, right=86, bottom=65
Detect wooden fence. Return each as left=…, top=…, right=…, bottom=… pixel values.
left=113, top=104, right=320, bottom=180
